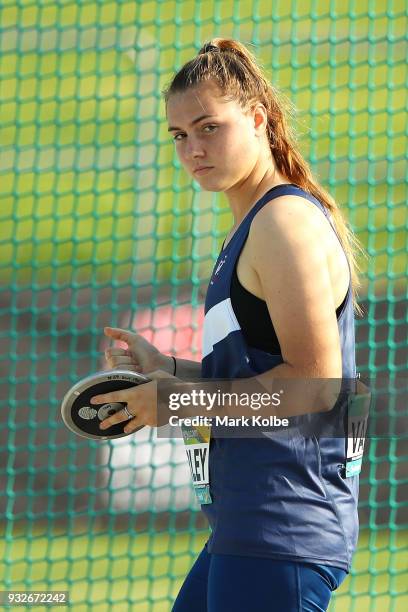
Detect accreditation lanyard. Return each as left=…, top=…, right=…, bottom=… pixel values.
left=345, top=381, right=371, bottom=477
left=180, top=424, right=212, bottom=505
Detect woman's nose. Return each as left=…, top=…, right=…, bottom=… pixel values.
left=185, top=137, right=205, bottom=158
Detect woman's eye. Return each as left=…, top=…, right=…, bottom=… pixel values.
left=173, top=125, right=217, bottom=141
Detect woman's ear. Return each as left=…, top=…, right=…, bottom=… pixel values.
left=252, top=102, right=268, bottom=136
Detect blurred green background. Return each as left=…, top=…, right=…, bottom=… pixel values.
left=0, top=1, right=407, bottom=610
left=1, top=0, right=406, bottom=290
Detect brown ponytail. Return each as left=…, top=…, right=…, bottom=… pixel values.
left=163, top=38, right=366, bottom=315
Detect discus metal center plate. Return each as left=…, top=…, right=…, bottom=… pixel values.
left=60, top=370, right=149, bottom=440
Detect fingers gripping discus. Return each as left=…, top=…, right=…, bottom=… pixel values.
left=60, top=369, right=151, bottom=440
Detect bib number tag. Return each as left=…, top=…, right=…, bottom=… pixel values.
left=346, top=381, right=371, bottom=477
left=181, top=425, right=212, bottom=505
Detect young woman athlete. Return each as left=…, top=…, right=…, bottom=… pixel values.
left=91, top=38, right=364, bottom=611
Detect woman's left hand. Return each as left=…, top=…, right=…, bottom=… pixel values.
left=90, top=369, right=176, bottom=433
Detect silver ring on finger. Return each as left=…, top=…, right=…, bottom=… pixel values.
left=123, top=405, right=133, bottom=420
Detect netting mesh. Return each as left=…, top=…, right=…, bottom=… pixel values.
left=0, top=1, right=407, bottom=610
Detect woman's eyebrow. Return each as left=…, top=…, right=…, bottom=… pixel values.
left=168, top=114, right=217, bottom=132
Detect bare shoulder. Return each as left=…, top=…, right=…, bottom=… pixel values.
left=244, top=194, right=342, bottom=377
left=248, top=194, right=329, bottom=257
left=253, top=193, right=326, bottom=231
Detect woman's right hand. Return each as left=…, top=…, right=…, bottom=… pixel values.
left=103, top=326, right=174, bottom=375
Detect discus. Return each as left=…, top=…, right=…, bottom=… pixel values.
left=60, top=369, right=151, bottom=440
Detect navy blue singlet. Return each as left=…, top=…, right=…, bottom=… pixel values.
left=200, top=184, right=358, bottom=572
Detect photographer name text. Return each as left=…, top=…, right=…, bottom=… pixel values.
left=168, top=415, right=289, bottom=427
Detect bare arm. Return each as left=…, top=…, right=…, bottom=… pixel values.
left=247, top=194, right=343, bottom=379
left=229, top=195, right=345, bottom=416
left=157, top=354, right=203, bottom=380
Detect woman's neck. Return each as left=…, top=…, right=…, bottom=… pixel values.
left=224, top=161, right=289, bottom=228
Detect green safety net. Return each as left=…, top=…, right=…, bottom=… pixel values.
left=0, top=1, right=407, bottom=610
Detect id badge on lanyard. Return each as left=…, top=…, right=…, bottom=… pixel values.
left=181, top=424, right=212, bottom=505
left=346, top=380, right=371, bottom=477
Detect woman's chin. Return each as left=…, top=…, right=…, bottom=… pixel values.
left=193, top=176, right=225, bottom=192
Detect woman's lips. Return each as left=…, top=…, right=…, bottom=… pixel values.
left=194, top=167, right=213, bottom=175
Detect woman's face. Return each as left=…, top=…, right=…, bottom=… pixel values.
left=166, top=80, right=265, bottom=192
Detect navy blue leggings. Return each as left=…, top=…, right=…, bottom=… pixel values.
left=172, top=543, right=347, bottom=612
